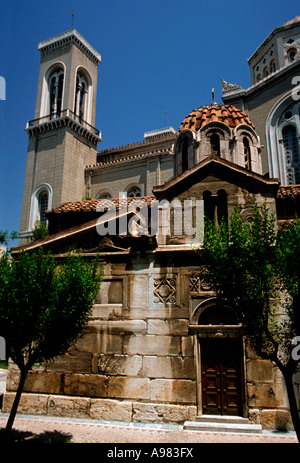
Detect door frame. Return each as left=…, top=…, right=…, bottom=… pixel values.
left=190, top=298, right=247, bottom=417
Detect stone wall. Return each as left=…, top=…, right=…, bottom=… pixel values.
left=3, top=257, right=298, bottom=429
left=3, top=232, right=299, bottom=429
left=3, top=260, right=198, bottom=424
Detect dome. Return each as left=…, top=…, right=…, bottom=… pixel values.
left=179, top=104, right=255, bottom=133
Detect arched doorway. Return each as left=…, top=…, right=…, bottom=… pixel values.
left=191, top=298, right=245, bottom=417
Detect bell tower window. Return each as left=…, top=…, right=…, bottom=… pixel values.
left=49, top=68, right=64, bottom=118
left=74, top=72, right=88, bottom=120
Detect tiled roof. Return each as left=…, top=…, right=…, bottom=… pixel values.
left=277, top=185, right=300, bottom=198
left=49, top=196, right=157, bottom=214
left=97, top=131, right=177, bottom=156
left=283, top=16, right=300, bottom=26
left=86, top=148, right=171, bottom=169
left=179, top=104, right=255, bottom=132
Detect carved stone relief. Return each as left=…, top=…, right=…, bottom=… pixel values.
left=189, top=267, right=211, bottom=293
left=153, top=277, right=176, bottom=303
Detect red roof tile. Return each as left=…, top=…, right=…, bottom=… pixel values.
left=49, top=196, right=157, bottom=214
left=277, top=185, right=300, bottom=198
left=179, top=104, right=255, bottom=132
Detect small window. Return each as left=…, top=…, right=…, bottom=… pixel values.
left=127, top=186, right=142, bottom=198
left=284, top=111, right=293, bottom=120
left=256, top=74, right=262, bottom=82
left=96, top=192, right=112, bottom=199
left=203, top=190, right=227, bottom=228
left=175, top=132, right=194, bottom=176
left=263, top=66, right=269, bottom=78
left=181, top=137, right=189, bottom=172
left=270, top=60, right=276, bottom=73
left=243, top=137, right=251, bottom=170
left=210, top=133, right=220, bottom=156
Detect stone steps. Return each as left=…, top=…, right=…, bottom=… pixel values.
left=184, top=415, right=263, bottom=434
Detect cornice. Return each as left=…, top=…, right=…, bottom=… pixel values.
left=248, top=20, right=300, bottom=63
left=25, top=114, right=102, bottom=146
left=86, top=148, right=173, bottom=171
left=38, top=29, right=101, bottom=65
left=223, top=59, right=300, bottom=102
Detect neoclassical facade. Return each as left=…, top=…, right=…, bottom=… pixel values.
left=4, top=18, right=300, bottom=431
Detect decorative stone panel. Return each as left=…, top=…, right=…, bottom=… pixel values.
left=189, top=267, right=212, bottom=294
left=153, top=277, right=176, bottom=303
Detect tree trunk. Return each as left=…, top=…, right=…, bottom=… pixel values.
left=282, top=369, right=300, bottom=442
left=4, top=366, right=29, bottom=436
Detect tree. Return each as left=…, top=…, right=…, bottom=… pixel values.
left=0, top=248, right=102, bottom=436
left=31, top=220, right=48, bottom=241
left=0, top=230, right=18, bottom=245
left=196, top=202, right=300, bottom=441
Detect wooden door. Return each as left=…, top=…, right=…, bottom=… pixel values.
left=201, top=338, right=243, bottom=416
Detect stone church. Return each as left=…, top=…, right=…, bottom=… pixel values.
left=3, top=16, right=300, bottom=431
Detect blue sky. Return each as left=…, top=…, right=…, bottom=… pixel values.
left=0, top=0, right=299, bottom=247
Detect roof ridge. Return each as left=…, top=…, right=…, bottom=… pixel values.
left=86, top=148, right=171, bottom=169
left=97, top=131, right=177, bottom=156
left=49, top=195, right=157, bottom=213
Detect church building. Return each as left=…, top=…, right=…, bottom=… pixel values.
left=3, top=17, right=300, bottom=431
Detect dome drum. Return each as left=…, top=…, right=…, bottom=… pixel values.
left=175, top=104, right=262, bottom=176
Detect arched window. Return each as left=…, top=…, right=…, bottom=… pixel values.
left=49, top=68, right=64, bottom=118
left=243, top=137, right=251, bottom=170
left=270, top=60, right=276, bottom=73
left=96, top=191, right=112, bottom=199
left=203, top=190, right=227, bottom=227
left=39, top=191, right=49, bottom=223
left=210, top=133, right=220, bottom=156
left=182, top=137, right=189, bottom=172
left=266, top=95, right=300, bottom=184
left=74, top=72, right=88, bottom=120
left=127, top=186, right=142, bottom=198
left=263, top=66, right=269, bottom=78
left=175, top=131, right=194, bottom=176
left=203, top=191, right=214, bottom=222
left=217, top=190, right=228, bottom=225
left=282, top=125, right=300, bottom=184
left=256, top=74, right=262, bottom=83
left=287, top=48, right=297, bottom=63
left=30, top=184, right=52, bottom=230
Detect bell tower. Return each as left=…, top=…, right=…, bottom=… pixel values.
left=19, top=29, right=101, bottom=243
